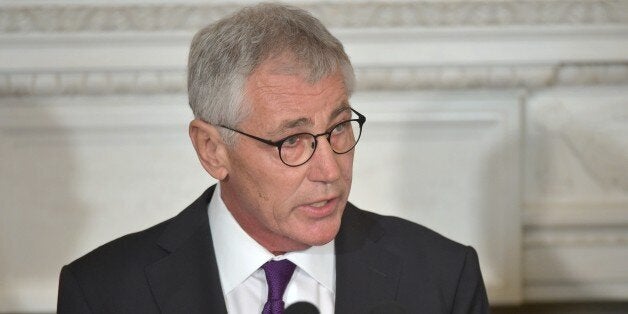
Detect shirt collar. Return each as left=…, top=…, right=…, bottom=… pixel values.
left=208, top=183, right=335, bottom=294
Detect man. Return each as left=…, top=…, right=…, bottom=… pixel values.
left=58, top=3, right=489, bottom=313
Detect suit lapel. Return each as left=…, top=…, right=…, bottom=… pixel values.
left=145, top=186, right=227, bottom=314
left=335, top=203, right=403, bottom=313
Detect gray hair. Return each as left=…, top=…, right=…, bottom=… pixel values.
left=187, top=2, right=355, bottom=144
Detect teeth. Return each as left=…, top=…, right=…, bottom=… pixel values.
left=310, top=201, right=327, bottom=208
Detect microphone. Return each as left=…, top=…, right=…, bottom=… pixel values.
left=369, top=301, right=407, bottom=314
left=285, top=301, right=320, bottom=314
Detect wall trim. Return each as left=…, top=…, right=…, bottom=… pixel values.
left=2, top=63, right=627, bottom=96
left=1, top=0, right=627, bottom=34
left=524, top=207, right=628, bottom=227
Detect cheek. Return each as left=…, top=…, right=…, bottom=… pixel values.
left=271, top=175, right=307, bottom=211
left=252, top=166, right=307, bottom=216
left=340, top=153, right=354, bottom=181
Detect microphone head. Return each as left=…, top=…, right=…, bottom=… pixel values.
left=285, top=301, right=320, bottom=314
left=369, top=301, right=407, bottom=314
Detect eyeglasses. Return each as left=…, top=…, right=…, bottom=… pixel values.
left=219, top=108, right=366, bottom=167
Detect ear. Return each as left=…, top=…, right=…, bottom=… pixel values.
left=189, top=119, right=230, bottom=181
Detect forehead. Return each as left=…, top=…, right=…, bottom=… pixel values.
left=243, top=61, right=348, bottom=121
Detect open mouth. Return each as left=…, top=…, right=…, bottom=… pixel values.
left=300, top=197, right=339, bottom=218
left=309, top=200, right=328, bottom=208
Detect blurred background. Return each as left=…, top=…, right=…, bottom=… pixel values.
left=1, top=0, right=627, bottom=313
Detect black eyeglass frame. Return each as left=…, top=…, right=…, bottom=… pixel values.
left=219, top=108, right=366, bottom=167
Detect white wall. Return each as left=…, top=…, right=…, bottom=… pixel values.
left=1, top=0, right=627, bottom=311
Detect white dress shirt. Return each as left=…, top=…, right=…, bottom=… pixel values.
left=208, top=183, right=336, bottom=313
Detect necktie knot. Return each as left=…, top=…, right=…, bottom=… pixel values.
left=262, top=259, right=296, bottom=314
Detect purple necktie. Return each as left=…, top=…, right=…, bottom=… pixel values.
left=262, top=259, right=296, bottom=314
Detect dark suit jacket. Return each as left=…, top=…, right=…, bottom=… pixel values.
left=58, top=186, right=489, bottom=313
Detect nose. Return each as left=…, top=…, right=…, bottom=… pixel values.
left=306, top=136, right=342, bottom=183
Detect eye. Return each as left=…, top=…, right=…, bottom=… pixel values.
left=332, top=121, right=348, bottom=134
left=282, top=135, right=301, bottom=148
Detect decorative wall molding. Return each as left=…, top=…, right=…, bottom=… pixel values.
left=524, top=206, right=628, bottom=227
left=2, top=63, right=627, bottom=96
left=1, top=0, right=627, bottom=34
left=358, top=63, right=628, bottom=90
left=0, top=69, right=186, bottom=96
left=525, top=229, right=628, bottom=247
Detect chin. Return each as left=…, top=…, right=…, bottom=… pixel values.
left=302, top=222, right=341, bottom=246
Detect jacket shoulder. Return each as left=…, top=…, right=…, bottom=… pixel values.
left=341, top=204, right=488, bottom=313
left=343, top=204, right=477, bottom=286
left=58, top=187, right=216, bottom=312
left=345, top=204, right=469, bottom=254
left=68, top=218, right=171, bottom=272
left=59, top=219, right=173, bottom=313
left=66, top=186, right=215, bottom=273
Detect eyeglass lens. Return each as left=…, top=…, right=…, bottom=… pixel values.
left=279, top=120, right=362, bottom=166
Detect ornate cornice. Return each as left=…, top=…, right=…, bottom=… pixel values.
left=1, top=63, right=626, bottom=96
left=356, top=64, right=558, bottom=90
left=362, top=62, right=628, bottom=90
left=0, top=69, right=186, bottom=96
left=1, top=1, right=627, bottom=34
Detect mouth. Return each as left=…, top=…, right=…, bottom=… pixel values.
left=299, top=197, right=339, bottom=218
left=309, top=200, right=328, bottom=208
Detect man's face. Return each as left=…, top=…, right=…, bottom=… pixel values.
left=220, top=60, right=354, bottom=253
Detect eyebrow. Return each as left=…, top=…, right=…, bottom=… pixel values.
left=269, top=102, right=351, bottom=137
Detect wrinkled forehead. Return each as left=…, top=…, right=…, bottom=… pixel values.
left=241, top=65, right=349, bottom=131
left=252, top=51, right=344, bottom=86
